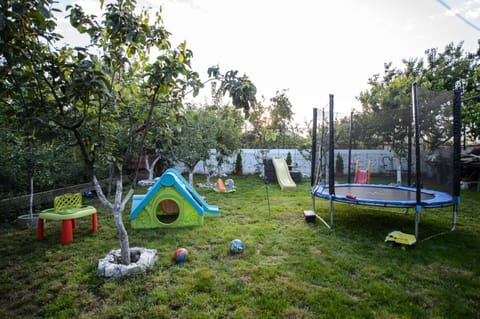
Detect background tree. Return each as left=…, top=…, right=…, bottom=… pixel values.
left=242, top=98, right=269, bottom=147
left=242, top=97, right=276, bottom=148
left=457, top=56, right=480, bottom=143
left=241, top=92, right=308, bottom=149
left=358, top=63, right=412, bottom=154
left=0, top=0, right=88, bottom=197
left=210, top=104, right=244, bottom=176
left=420, top=42, right=479, bottom=147
left=269, top=89, right=294, bottom=148
left=333, top=114, right=354, bottom=149
left=173, top=105, right=216, bottom=185
left=357, top=42, right=479, bottom=151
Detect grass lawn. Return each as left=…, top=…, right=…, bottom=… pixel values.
left=0, top=175, right=479, bottom=318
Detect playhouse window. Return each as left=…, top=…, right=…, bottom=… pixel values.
left=156, top=199, right=180, bottom=224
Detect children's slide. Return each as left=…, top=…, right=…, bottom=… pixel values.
left=271, top=158, right=297, bottom=191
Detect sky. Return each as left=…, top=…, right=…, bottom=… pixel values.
left=55, top=0, right=480, bottom=124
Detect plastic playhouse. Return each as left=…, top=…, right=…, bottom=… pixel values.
left=130, top=168, right=220, bottom=228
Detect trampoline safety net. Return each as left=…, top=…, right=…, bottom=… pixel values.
left=314, top=86, right=456, bottom=197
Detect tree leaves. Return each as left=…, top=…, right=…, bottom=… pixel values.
left=358, top=41, right=479, bottom=147
left=206, top=67, right=257, bottom=117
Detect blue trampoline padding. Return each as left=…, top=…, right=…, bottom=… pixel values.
left=311, top=184, right=454, bottom=208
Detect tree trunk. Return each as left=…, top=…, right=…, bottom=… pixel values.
left=112, top=178, right=130, bottom=265
left=93, top=173, right=134, bottom=265
left=188, top=167, right=194, bottom=186
left=29, top=176, right=34, bottom=218
left=145, top=155, right=154, bottom=180
left=145, top=154, right=162, bottom=180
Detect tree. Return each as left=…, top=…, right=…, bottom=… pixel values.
left=242, top=98, right=269, bottom=147
left=358, top=42, right=480, bottom=153
left=66, top=3, right=257, bottom=221
left=173, top=105, right=216, bottom=185
left=420, top=42, right=479, bottom=145
left=143, top=155, right=162, bottom=181
left=269, top=89, right=294, bottom=148
left=358, top=63, right=412, bottom=153
left=285, top=151, right=292, bottom=166
left=0, top=0, right=91, bottom=199
left=173, top=79, right=247, bottom=184
left=211, top=104, right=244, bottom=175
left=333, top=114, right=354, bottom=149
left=235, top=151, right=243, bottom=175
left=64, top=0, right=201, bottom=265
left=335, top=153, right=344, bottom=176
left=459, top=62, right=480, bottom=142
left=241, top=92, right=308, bottom=149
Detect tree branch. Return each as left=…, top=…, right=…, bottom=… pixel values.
left=92, top=175, right=113, bottom=210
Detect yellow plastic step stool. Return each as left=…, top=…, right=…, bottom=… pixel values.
left=385, top=231, right=416, bottom=246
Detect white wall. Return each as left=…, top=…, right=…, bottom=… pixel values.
left=173, top=148, right=408, bottom=177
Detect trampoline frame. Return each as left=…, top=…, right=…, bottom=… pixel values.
left=312, top=183, right=455, bottom=208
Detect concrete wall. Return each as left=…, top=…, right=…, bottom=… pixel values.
left=173, top=148, right=408, bottom=177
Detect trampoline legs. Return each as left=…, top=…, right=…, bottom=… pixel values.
left=414, top=206, right=421, bottom=240
left=451, top=201, right=458, bottom=231
left=311, top=195, right=332, bottom=229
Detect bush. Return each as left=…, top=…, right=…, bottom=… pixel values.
left=286, top=152, right=292, bottom=166
left=335, top=153, right=344, bottom=175
left=235, top=152, right=243, bottom=175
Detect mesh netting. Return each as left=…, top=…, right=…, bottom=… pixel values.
left=416, top=88, right=455, bottom=194
left=314, top=86, right=457, bottom=196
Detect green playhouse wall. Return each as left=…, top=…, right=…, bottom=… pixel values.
left=131, top=187, right=203, bottom=228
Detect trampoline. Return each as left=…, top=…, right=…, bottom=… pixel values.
left=309, top=85, right=462, bottom=240
left=311, top=184, right=455, bottom=208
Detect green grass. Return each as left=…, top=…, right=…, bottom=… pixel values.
left=0, top=175, right=479, bottom=318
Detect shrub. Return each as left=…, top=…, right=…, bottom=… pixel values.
left=235, top=152, right=243, bottom=175
left=286, top=152, right=292, bottom=166
left=335, top=153, right=344, bottom=175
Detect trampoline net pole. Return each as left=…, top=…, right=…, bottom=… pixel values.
left=347, top=110, right=353, bottom=184
left=329, top=197, right=334, bottom=227
left=318, top=108, right=326, bottom=184
left=310, top=108, right=318, bottom=187
left=451, top=87, right=462, bottom=231
left=412, top=83, right=422, bottom=207
left=328, top=95, right=335, bottom=228
left=412, top=83, right=421, bottom=240
left=328, top=94, right=335, bottom=195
